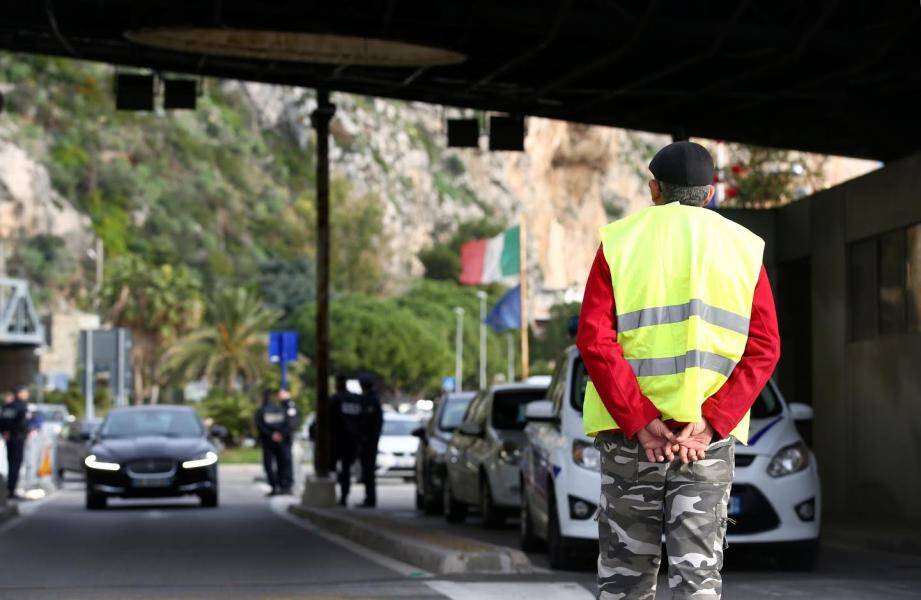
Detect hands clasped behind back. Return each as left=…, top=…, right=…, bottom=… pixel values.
left=635, top=417, right=716, bottom=464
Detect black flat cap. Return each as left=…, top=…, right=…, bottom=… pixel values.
left=649, top=141, right=714, bottom=186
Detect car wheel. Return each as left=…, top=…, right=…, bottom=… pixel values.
left=519, top=477, right=545, bottom=552
left=86, top=490, right=107, bottom=510
left=443, top=477, right=467, bottom=524
left=775, top=539, right=819, bottom=571
left=480, top=473, right=505, bottom=529
left=199, top=489, right=219, bottom=508
left=547, top=487, right=575, bottom=570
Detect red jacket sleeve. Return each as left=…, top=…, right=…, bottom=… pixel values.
left=701, top=266, right=781, bottom=439
left=576, top=246, right=660, bottom=438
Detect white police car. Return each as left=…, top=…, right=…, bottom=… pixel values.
left=520, top=345, right=821, bottom=570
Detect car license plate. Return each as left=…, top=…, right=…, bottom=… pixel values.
left=729, top=496, right=742, bottom=516
left=132, top=477, right=172, bottom=489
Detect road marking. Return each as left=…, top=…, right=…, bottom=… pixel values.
left=268, top=496, right=432, bottom=579
left=425, top=582, right=593, bottom=599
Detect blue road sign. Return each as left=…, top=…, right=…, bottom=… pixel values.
left=269, top=330, right=299, bottom=390
left=441, top=376, right=455, bottom=392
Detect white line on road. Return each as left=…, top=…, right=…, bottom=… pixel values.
left=268, top=496, right=433, bottom=579
left=425, top=581, right=594, bottom=599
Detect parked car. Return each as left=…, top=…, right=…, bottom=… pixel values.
left=31, top=403, right=71, bottom=436
left=520, top=345, right=821, bottom=569
left=377, top=412, right=422, bottom=479
left=84, top=406, right=220, bottom=510
left=412, top=391, right=476, bottom=514
left=56, top=418, right=101, bottom=481
left=442, top=381, right=550, bottom=527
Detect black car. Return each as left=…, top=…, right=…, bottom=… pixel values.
left=412, top=391, right=475, bottom=514
left=84, top=406, right=219, bottom=510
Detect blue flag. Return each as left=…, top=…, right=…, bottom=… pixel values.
left=484, top=286, right=521, bottom=333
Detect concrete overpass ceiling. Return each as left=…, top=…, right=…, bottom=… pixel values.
left=0, top=1, right=918, bottom=160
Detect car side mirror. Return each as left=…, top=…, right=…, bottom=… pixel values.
left=525, top=400, right=557, bottom=423
left=788, top=403, right=814, bottom=422
left=210, top=424, right=229, bottom=439
left=411, top=426, right=426, bottom=440
left=458, top=421, right=484, bottom=437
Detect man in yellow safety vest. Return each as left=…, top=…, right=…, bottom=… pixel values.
left=576, top=141, right=780, bottom=599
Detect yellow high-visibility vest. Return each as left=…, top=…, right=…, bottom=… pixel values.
left=582, top=202, right=764, bottom=444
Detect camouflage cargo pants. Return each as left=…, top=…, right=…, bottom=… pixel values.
left=596, top=431, right=734, bottom=600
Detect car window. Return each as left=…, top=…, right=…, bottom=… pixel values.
left=438, top=395, right=474, bottom=432
left=37, top=407, right=67, bottom=422
left=382, top=418, right=420, bottom=436
left=751, top=383, right=783, bottom=419
left=570, top=358, right=590, bottom=413
left=491, top=388, right=549, bottom=430
left=469, top=392, right=490, bottom=426
left=100, top=410, right=203, bottom=439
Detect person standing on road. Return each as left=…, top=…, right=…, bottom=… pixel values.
left=577, top=141, right=780, bottom=600
left=0, top=386, right=31, bottom=500
left=329, top=375, right=360, bottom=506
left=353, top=374, right=383, bottom=508
left=254, top=388, right=294, bottom=496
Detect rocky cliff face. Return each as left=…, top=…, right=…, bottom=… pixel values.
left=238, top=82, right=662, bottom=313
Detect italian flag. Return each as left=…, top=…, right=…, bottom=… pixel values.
left=459, top=226, right=520, bottom=285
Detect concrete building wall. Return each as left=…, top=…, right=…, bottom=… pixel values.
left=722, top=151, right=921, bottom=524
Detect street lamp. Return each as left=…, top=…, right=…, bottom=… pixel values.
left=453, top=307, right=464, bottom=393
left=477, top=291, right=487, bottom=390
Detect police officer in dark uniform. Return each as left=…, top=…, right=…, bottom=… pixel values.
left=254, top=388, right=294, bottom=496
left=355, top=374, right=383, bottom=508
left=0, top=386, right=30, bottom=500
left=329, top=375, right=360, bottom=505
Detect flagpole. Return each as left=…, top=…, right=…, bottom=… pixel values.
left=506, top=332, right=514, bottom=382
left=519, top=213, right=529, bottom=380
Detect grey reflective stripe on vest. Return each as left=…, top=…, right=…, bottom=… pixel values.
left=626, top=350, right=737, bottom=378
left=617, top=298, right=750, bottom=335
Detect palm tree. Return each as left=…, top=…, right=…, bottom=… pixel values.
left=161, top=287, right=280, bottom=391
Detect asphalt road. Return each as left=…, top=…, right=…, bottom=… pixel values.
left=0, top=468, right=919, bottom=599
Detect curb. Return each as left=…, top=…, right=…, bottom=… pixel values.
left=288, top=504, right=533, bottom=575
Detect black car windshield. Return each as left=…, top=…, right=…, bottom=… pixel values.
left=438, top=395, right=474, bottom=432
left=100, top=410, right=203, bottom=439
left=382, top=418, right=420, bottom=436
left=492, top=388, right=548, bottom=430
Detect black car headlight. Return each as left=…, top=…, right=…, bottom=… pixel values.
left=767, top=441, right=810, bottom=478
left=182, top=451, right=218, bottom=469
left=85, top=454, right=120, bottom=471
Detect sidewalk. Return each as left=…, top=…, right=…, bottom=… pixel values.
left=289, top=479, right=533, bottom=575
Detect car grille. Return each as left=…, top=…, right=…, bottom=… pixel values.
left=127, top=458, right=175, bottom=475
left=734, top=454, right=756, bottom=467
left=728, top=484, right=781, bottom=534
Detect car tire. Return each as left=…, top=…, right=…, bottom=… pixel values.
left=86, top=491, right=107, bottom=510
left=199, top=489, right=219, bottom=508
left=775, top=539, right=819, bottom=571
left=547, top=486, right=575, bottom=570
left=480, top=473, right=505, bottom=529
left=443, top=477, right=467, bottom=524
left=519, top=477, right=545, bottom=552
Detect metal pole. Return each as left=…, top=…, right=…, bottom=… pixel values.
left=477, top=291, right=487, bottom=389
left=506, top=332, right=514, bottom=382
left=84, top=330, right=94, bottom=420
left=454, top=307, right=464, bottom=392
left=115, top=328, right=126, bottom=407
left=312, top=89, right=336, bottom=479
left=95, top=238, right=104, bottom=311
left=518, top=215, right=530, bottom=379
